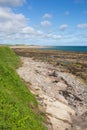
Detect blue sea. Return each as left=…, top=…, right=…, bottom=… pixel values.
left=42, top=46, right=87, bottom=52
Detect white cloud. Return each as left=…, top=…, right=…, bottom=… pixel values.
left=0, top=7, right=63, bottom=44
left=59, top=24, right=68, bottom=30
left=0, top=7, right=27, bottom=34
left=77, top=23, right=87, bottom=28
left=43, top=13, right=52, bottom=19
left=0, top=7, right=34, bottom=40
left=0, top=0, right=25, bottom=6
left=22, top=27, right=35, bottom=34
left=22, top=27, right=44, bottom=37
left=41, top=20, right=52, bottom=27
left=64, top=11, right=70, bottom=15
left=46, top=33, right=62, bottom=39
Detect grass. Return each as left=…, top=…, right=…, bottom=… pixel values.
left=0, top=46, right=47, bottom=130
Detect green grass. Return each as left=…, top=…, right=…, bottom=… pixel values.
left=0, top=46, right=47, bottom=130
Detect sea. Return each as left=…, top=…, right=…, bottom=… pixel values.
left=41, top=46, right=87, bottom=52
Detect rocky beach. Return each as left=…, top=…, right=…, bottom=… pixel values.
left=17, top=55, right=87, bottom=130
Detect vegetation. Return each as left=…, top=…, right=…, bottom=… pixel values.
left=0, top=46, right=47, bottom=130
left=13, top=48, right=87, bottom=83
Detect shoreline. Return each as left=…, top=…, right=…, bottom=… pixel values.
left=10, top=45, right=49, bottom=49
left=13, top=47, right=87, bottom=83
left=10, top=45, right=87, bottom=53
left=17, top=56, right=87, bottom=130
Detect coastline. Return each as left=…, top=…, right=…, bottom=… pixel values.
left=17, top=57, right=87, bottom=130
left=10, top=45, right=87, bottom=53
left=10, top=45, right=49, bottom=49
left=14, top=47, right=87, bottom=130
left=13, top=47, right=87, bottom=82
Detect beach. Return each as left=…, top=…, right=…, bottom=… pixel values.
left=13, top=46, right=87, bottom=130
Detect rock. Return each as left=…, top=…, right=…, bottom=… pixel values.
left=49, top=71, right=58, bottom=77
left=81, top=111, right=87, bottom=120
left=17, top=57, right=87, bottom=130
left=55, top=94, right=68, bottom=104
left=48, top=116, right=71, bottom=130
left=56, top=82, right=67, bottom=91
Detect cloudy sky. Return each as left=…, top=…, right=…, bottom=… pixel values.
left=0, top=0, right=87, bottom=46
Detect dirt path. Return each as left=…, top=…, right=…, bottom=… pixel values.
left=17, top=57, right=87, bottom=130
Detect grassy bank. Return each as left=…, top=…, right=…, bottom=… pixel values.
left=0, top=47, right=47, bottom=130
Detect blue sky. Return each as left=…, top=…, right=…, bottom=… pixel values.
left=0, top=0, right=87, bottom=46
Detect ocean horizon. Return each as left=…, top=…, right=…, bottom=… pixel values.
left=41, top=46, right=87, bottom=52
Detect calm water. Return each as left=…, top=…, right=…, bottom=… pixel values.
left=42, top=46, right=87, bottom=52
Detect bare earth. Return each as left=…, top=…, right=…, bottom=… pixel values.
left=17, top=57, right=87, bottom=130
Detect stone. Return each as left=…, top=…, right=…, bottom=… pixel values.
left=17, top=57, right=87, bottom=130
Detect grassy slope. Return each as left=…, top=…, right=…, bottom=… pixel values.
left=0, top=47, right=47, bottom=130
